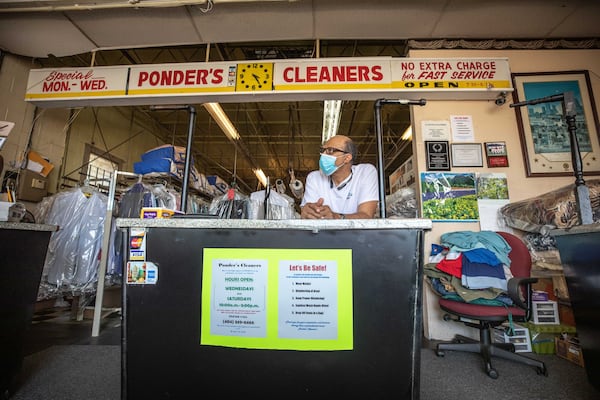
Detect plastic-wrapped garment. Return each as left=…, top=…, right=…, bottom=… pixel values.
left=499, top=179, right=600, bottom=234
left=41, top=187, right=108, bottom=291
left=150, top=183, right=177, bottom=210
left=209, top=189, right=248, bottom=219
left=117, top=181, right=156, bottom=218
left=248, top=189, right=297, bottom=219
left=33, top=194, right=55, bottom=225
left=386, top=187, right=417, bottom=218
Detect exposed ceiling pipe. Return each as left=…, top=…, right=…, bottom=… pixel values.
left=0, top=0, right=295, bottom=13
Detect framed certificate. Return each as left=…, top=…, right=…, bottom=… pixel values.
left=451, top=143, right=483, bottom=167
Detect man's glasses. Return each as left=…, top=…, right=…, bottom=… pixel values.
left=320, top=146, right=349, bottom=155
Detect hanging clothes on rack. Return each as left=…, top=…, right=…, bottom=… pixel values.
left=39, top=186, right=108, bottom=293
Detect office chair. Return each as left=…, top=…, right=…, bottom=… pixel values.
left=435, top=231, right=548, bottom=379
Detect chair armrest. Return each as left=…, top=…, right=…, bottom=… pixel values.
left=507, top=277, right=538, bottom=311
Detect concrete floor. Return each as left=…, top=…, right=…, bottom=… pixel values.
left=23, top=304, right=121, bottom=356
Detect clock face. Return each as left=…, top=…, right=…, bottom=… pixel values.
left=236, top=63, right=273, bottom=91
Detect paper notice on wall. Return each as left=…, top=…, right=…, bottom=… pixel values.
left=27, top=159, right=44, bottom=174
left=0, top=121, right=15, bottom=137
left=476, top=173, right=510, bottom=231
left=422, top=120, right=451, bottom=141
left=0, top=121, right=14, bottom=149
left=450, top=115, right=475, bottom=142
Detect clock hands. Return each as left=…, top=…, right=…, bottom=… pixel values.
left=237, top=64, right=272, bottom=91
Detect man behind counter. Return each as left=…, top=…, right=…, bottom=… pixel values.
left=300, top=135, right=379, bottom=219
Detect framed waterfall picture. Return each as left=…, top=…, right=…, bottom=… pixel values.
left=511, top=70, right=600, bottom=177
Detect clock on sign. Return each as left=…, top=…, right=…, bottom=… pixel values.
left=236, top=63, right=273, bottom=91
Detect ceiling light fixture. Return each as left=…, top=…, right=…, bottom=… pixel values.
left=203, top=102, right=240, bottom=141
left=253, top=168, right=268, bottom=187
left=322, top=100, right=342, bottom=143
left=401, top=126, right=412, bottom=141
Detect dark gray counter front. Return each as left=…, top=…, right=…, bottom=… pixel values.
left=1, top=222, right=57, bottom=396
left=551, top=223, right=600, bottom=390
left=117, top=218, right=430, bottom=400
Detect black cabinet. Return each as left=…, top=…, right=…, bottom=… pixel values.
left=0, top=222, right=56, bottom=397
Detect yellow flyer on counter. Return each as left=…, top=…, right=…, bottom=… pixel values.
left=200, top=248, right=353, bottom=351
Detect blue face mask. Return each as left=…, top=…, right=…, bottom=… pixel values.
left=319, top=153, right=341, bottom=176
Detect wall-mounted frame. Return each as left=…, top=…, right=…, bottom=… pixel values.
left=485, top=141, right=509, bottom=168
left=450, top=143, right=483, bottom=167
left=425, top=141, right=450, bottom=171
left=511, top=70, right=600, bottom=177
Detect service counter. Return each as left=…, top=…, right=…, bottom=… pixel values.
left=551, top=223, right=600, bottom=390
left=0, top=221, right=58, bottom=395
left=116, top=218, right=431, bottom=399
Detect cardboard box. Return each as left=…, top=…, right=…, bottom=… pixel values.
left=532, top=278, right=556, bottom=300
left=27, top=150, right=54, bottom=177
left=17, top=169, right=48, bottom=202
left=555, top=335, right=584, bottom=367
left=558, top=302, right=576, bottom=327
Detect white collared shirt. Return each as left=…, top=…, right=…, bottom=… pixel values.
left=300, top=163, right=379, bottom=214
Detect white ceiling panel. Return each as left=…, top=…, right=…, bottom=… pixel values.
left=65, top=8, right=202, bottom=51
left=190, top=2, right=315, bottom=44
left=1, top=0, right=599, bottom=58
left=550, top=3, right=600, bottom=37
left=0, top=13, right=95, bottom=57
left=313, top=0, right=446, bottom=39
left=433, top=1, right=577, bottom=39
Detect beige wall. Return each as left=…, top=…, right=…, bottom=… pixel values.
left=0, top=54, right=37, bottom=178
left=409, top=49, right=600, bottom=340
left=56, top=107, right=163, bottom=189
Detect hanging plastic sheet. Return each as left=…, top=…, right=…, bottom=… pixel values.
left=248, top=189, right=297, bottom=219
left=385, top=187, right=417, bottom=218
left=208, top=188, right=249, bottom=219
left=36, top=187, right=108, bottom=295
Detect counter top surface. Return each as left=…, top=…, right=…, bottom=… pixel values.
left=116, top=217, right=432, bottom=230
left=0, top=221, right=58, bottom=232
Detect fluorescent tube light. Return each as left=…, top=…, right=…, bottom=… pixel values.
left=401, top=126, right=412, bottom=141
left=203, top=102, right=240, bottom=141
left=322, top=100, right=342, bottom=142
left=254, top=168, right=268, bottom=187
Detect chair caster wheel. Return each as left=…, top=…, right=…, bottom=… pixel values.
left=536, top=366, right=548, bottom=377
left=435, top=349, right=445, bottom=357
left=487, top=367, right=499, bottom=379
